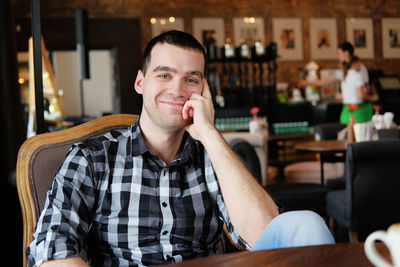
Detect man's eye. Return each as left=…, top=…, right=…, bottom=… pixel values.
left=186, top=78, right=199, bottom=84
left=158, top=74, right=169, bottom=79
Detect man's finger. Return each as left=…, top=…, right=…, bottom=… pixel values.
left=201, top=79, right=212, bottom=100
left=182, top=100, right=195, bottom=120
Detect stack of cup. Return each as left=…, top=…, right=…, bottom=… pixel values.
left=384, top=112, right=395, bottom=129
left=373, top=112, right=394, bottom=130
left=353, top=121, right=374, bottom=142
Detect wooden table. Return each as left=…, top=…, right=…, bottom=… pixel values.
left=161, top=243, right=390, bottom=267
left=294, top=140, right=348, bottom=185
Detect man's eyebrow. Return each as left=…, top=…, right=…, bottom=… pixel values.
left=188, top=71, right=204, bottom=80
left=152, top=66, right=204, bottom=80
left=152, top=65, right=177, bottom=73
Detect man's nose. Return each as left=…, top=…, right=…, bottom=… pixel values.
left=170, top=78, right=187, bottom=96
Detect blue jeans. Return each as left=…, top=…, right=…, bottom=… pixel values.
left=251, top=210, right=335, bottom=251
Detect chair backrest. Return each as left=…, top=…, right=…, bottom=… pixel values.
left=277, top=102, right=313, bottom=124
left=16, top=114, right=138, bottom=266
left=345, top=140, right=400, bottom=232
left=314, top=123, right=347, bottom=163
left=314, top=123, right=346, bottom=141
left=229, top=138, right=262, bottom=184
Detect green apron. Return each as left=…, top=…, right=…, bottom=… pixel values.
left=340, top=102, right=373, bottom=124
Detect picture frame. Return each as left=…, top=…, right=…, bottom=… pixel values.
left=346, top=18, right=374, bottom=59
left=272, top=18, right=303, bottom=60
left=233, top=17, right=265, bottom=47
left=151, top=17, right=184, bottom=38
left=382, top=18, right=400, bottom=59
left=309, top=18, right=338, bottom=60
left=192, top=18, right=225, bottom=47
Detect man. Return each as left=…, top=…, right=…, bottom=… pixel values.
left=27, top=30, right=334, bottom=267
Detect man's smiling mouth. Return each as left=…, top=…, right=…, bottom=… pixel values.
left=160, top=101, right=185, bottom=109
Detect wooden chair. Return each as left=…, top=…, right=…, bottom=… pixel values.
left=16, top=114, right=138, bottom=267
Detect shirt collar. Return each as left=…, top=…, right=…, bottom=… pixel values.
left=130, top=118, right=150, bottom=157
left=130, top=118, right=198, bottom=166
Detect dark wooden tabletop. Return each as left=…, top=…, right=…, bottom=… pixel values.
left=161, top=243, right=390, bottom=267
left=295, top=139, right=348, bottom=153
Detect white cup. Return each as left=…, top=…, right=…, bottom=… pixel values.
left=383, top=112, right=394, bottom=129
left=373, top=114, right=385, bottom=130
left=365, top=223, right=400, bottom=267
left=353, top=122, right=373, bottom=142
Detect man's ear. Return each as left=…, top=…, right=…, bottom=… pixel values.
left=134, top=70, right=144, bottom=95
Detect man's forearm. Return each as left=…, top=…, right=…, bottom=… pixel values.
left=201, top=129, right=279, bottom=246
left=183, top=80, right=278, bottom=245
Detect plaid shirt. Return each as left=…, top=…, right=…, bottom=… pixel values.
left=27, top=119, right=249, bottom=267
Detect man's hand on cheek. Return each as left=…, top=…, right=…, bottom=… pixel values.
left=182, top=80, right=216, bottom=142
left=182, top=105, right=194, bottom=122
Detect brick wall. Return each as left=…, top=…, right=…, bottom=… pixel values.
left=15, top=0, right=400, bottom=85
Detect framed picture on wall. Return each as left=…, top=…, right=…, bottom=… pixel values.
left=272, top=18, right=303, bottom=60
left=382, top=18, right=400, bottom=59
left=150, top=17, right=184, bottom=37
left=192, top=18, right=225, bottom=47
left=346, top=18, right=374, bottom=59
left=233, top=17, right=265, bottom=47
left=309, top=18, right=338, bottom=60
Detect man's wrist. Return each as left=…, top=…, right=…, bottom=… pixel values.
left=198, top=126, right=220, bottom=146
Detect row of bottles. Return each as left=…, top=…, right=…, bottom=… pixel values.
left=205, top=41, right=279, bottom=108
left=272, top=122, right=311, bottom=134
left=207, top=60, right=277, bottom=108
left=215, top=116, right=268, bottom=132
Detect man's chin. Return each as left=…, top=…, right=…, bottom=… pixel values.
left=161, top=115, right=190, bottom=130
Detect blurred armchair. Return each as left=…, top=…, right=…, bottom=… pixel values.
left=326, top=140, right=400, bottom=242
left=16, top=114, right=138, bottom=267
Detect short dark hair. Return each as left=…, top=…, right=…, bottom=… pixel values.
left=142, top=30, right=207, bottom=75
left=338, top=42, right=354, bottom=56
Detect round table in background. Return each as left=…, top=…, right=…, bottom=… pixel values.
left=295, top=140, right=348, bottom=185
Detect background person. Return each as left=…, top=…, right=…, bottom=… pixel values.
left=335, top=42, right=378, bottom=123
left=298, top=41, right=378, bottom=123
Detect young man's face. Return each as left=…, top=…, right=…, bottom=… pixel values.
left=135, top=43, right=205, bottom=131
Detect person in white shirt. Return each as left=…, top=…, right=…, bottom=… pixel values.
left=298, top=42, right=378, bottom=123
left=335, top=42, right=378, bottom=123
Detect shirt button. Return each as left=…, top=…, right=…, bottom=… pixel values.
left=51, top=225, right=58, bottom=230
left=162, top=230, right=168, bottom=235
left=162, top=202, right=167, bottom=207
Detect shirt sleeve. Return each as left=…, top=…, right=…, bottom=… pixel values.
left=26, top=143, right=97, bottom=267
left=203, top=150, right=251, bottom=251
